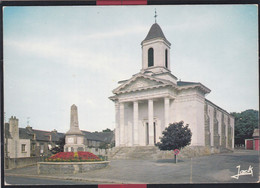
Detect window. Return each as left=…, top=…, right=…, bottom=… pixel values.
left=165, top=49, right=168, bottom=68
left=40, top=144, right=44, bottom=153
left=32, top=143, right=36, bottom=150
left=148, top=48, right=154, bottom=67
left=21, top=144, right=26, bottom=152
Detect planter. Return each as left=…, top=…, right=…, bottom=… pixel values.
left=37, top=161, right=110, bottom=174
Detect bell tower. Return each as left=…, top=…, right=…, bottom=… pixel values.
left=141, top=22, right=171, bottom=73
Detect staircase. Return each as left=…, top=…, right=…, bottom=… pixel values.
left=219, top=146, right=233, bottom=153
left=108, top=146, right=165, bottom=160
left=108, top=145, right=235, bottom=160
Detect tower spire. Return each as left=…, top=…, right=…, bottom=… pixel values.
left=154, top=9, right=157, bottom=23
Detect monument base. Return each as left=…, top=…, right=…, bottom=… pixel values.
left=37, top=161, right=110, bottom=174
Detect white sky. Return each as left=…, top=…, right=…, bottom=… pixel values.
left=3, top=5, right=258, bottom=133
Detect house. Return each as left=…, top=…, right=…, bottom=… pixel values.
left=4, top=115, right=115, bottom=158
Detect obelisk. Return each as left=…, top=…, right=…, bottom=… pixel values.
left=64, top=104, right=85, bottom=152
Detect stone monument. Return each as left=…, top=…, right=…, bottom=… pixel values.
left=64, top=104, right=85, bottom=152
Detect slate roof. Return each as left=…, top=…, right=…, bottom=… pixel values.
left=5, top=122, right=114, bottom=144
left=142, top=23, right=170, bottom=45
left=94, top=132, right=115, bottom=143
left=82, top=131, right=114, bottom=144
left=82, top=131, right=102, bottom=141
left=19, top=128, right=33, bottom=139
left=177, top=81, right=199, bottom=86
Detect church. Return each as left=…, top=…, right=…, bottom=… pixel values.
left=109, top=20, right=235, bottom=150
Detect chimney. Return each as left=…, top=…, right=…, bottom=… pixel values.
left=26, top=125, right=33, bottom=132
left=52, top=129, right=57, bottom=134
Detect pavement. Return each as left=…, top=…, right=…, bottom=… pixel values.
left=4, top=149, right=259, bottom=184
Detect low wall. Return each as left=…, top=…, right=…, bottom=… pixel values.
left=5, top=156, right=46, bottom=169
left=37, top=161, right=110, bottom=174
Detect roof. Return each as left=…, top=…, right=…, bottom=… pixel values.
left=142, top=23, right=171, bottom=45
left=205, top=99, right=231, bottom=116
left=5, top=122, right=114, bottom=144
left=82, top=131, right=102, bottom=141
left=82, top=131, right=114, bottom=143
left=177, top=81, right=199, bottom=86
left=94, top=132, right=115, bottom=143
left=19, top=128, right=33, bottom=139
left=177, top=80, right=211, bottom=94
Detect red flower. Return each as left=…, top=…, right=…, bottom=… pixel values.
left=47, top=152, right=101, bottom=161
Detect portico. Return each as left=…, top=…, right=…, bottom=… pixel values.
left=112, top=94, right=174, bottom=147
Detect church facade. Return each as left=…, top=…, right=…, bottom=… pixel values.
left=109, top=22, right=234, bottom=149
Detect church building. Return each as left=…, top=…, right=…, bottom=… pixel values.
left=109, top=20, right=235, bottom=150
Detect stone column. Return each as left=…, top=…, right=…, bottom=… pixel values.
left=119, top=102, right=125, bottom=146
left=115, top=101, right=120, bottom=147
left=133, top=101, right=139, bottom=146
left=148, top=99, right=154, bottom=145
left=164, top=97, right=170, bottom=130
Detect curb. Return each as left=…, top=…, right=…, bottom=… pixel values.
left=5, top=173, right=144, bottom=184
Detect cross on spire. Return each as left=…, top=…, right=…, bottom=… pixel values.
left=154, top=9, right=157, bottom=23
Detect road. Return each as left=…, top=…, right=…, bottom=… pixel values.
left=5, top=176, right=95, bottom=185
left=5, top=149, right=259, bottom=185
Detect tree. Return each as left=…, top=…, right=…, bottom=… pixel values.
left=156, top=121, right=192, bottom=151
left=230, top=109, right=258, bottom=145
left=50, top=136, right=65, bottom=154
left=102, top=128, right=113, bottom=132
left=98, top=142, right=109, bottom=149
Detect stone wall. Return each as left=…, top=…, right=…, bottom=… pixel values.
left=205, top=100, right=235, bottom=149
left=37, top=161, right=110, bottom=174
left=5, top=156, right=46, bottom=169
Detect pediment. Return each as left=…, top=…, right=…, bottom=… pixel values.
left=113, top=74, right=171, bottom=94
left=124, top=77, right=161, bottom=91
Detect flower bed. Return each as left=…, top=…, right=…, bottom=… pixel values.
left=46, top=152, right=102, bottom=162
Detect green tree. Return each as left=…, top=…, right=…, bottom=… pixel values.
left=98, top=142, right=109, bottom=149
left=230, top=109, right=258, bottom=145
left=50, top=136, right=65, bottom=154
left=156, top=121, right=192, bottom=151
left=102, top=128, right=113, bottom=132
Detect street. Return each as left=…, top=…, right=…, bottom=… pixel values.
left=5, top=149, right=259, bottom=185
left=5, top=176, right=95, bottom=185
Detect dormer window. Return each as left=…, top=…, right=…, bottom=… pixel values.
left=165, top=49, right=168, bottom=68
left=148, top=48, right=154, bottom=67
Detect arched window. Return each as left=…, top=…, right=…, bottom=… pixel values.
left=165, top=49, right=168, bottom=68
left=148, top=48, right=154, bottom=67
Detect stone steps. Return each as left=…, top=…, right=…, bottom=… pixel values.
left=108, top=146, right=166, bottom=160
left=108, top=146, right=234, bottom=160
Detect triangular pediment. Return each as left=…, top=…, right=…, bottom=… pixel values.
left=113, top=74, right=172, bottom=94
left=124, top=77, right=161, bottom=90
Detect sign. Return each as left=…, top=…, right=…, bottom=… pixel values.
left=173, top=149, right=180, bottom=155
